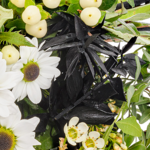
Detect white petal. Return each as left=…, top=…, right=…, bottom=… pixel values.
left=69, top=117, right=79, bottom=127
left=67, top=137, right=76, bottom=146
left=38, top=41, right=46, bottom=50
left=64, top=123, right=68, bottom=134
left=76, top=133, right=87, bottom=143
left=27, top=117, right=40, bottom=128
left=12, top=63, right=23, bottom=71
left=13, top=120, right=35, bottom=136
left=0, top=90, right=15, bottom=105
left=0, top=52, right=2, bottom=59
left=96, top=138, right=105, bottom=149
left=26, top=82, right=42, bottom=104
left=77, top=122, right=89, bottom=134
left=12, top=81, right=25, bottom=100
left=89, top=131, right=100, bottom=140
left=20, top=46, right=31, bottom=60
left=32, top=37, right=38, bottom=48
left=35, top=75, right=51, bottom=89
left=86, top=148, right=95, bottom=150
left=40, top=66, right=60, bottom=78
left=19, top=82, right=27, bottom=100
left=0, top=105, right=9, bottom=117
left=38, top=57, right=60, bottom=66
left=0, top=59, right=6, bottom=77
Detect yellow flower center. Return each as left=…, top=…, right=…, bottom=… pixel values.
left=85, top=138, right=95, bottom=148
left=21, top=61, right=40, bottom=82
left=0, top=126, right=16, bottom=150
left=68, top=128, right=78, bottom=140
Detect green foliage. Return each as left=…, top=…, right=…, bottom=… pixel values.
left=127, top=85, right=135, bottom=107
left=0, top=32, right=34, bottom=47
left=8, top=2, right=24, bottom=14
left=124, top=135, right=135, bottom=147
left=100, top=0, right=117, bottom=10
left=135, top=56, right=141, bottom=81
left=139, top=109, right=150, bottom=124
left=116, top=116, right=142, bottom=137
left=128, top=141, right=146, bottom=150
left=25, top=0, right=35, bottom=8
left=146, top=124, right=150, bottom=139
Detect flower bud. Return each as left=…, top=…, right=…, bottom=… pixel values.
left=113, top=143, right=122, bottom=150
left=109, top=133, right=117, bottom=139
left=116, top=137, right=122, bottom=145
left=121, top=144, right=128, bottom=150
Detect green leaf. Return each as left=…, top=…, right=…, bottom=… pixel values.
left=36, top=5, right=50, bottom=20
left=36, top=126, right=53, bottom=150
left=0, top=32, right=34, bottom=47
left=135, top=56, right=141, bottom=81
left=67, top=3, right=82, bottom=15
left=103, top=26, right=150, bottom=45
left=143, top=50, right=150, bottom=62
left=139, top=109, right=150, bottom=124
left=124, top=135, right=135, bottom=147
left=128, top=141, right=146, bottom=150
left=127, top=0, right=135, bottom=7
left=5, top=19, right=25, bottom=30
left=146, top=124, right=150, bottom=139
left=25, top=0, right=35, bottom=8
left=116, top=116, right=142, bottom=137
left=100, top=0, right=117, bottom=10
left=0, top=5, right=13, bottom=28
left=2, top=0, right=9, bottom=8
left=98, top=11, right=106, bottom=24
left=135, top=96, right=150, bottom=105
left=131, top=82, right=150, bottom=102
left=8, top=2, right=24, bottom=14
left=24, top=98, right=38, bottom=110
left=127, top=85, right=135, bottom=107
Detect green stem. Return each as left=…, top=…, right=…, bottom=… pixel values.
left=63, top=137, right=67, bottom=145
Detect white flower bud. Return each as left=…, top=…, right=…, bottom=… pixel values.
left=10, top=0, right=25, bottom=8
left=2, top=45, right=20, bottom=65
left=80, top=0, right=102, bottom=8
left=113, top=143, right=122, bottom=150
left=121, top=144, right=128, bottom=150
left=25, top=20, right=47, bottom=38
left=42, top=0, right=61, bottom=9
left=22, top=5, right=41, bottom=25
left=80, top=7, right=101, bottom=26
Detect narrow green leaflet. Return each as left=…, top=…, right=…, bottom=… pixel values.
left=128, top=141, right=146, bottom=150
left=135, top=96, right=150, bottom=105
left=139, top=109, right=150, bottom=124
left=143, top=50, right=150, bottom=62
left=0, top=5, right=13, bottom=28
left=0, top=32, right=34, bottom=47
left=116, top=116, right=142, bottom=137
left=36, top=5, right=50, bottom=20
left=124, top=135, right=135, bottom=147
left=146, top=124, right=150, bottom=139
left=103, top=26, right=150, bottom=45
left=131, top=82, right=150, bottom=102
left=100, top=0, right=116, bottom=10
left=135, top=56, right=141, bottom=81
left=127, top=85, right=135, bottom=107
left=127, top=0, right=135, bottom=7
left=25, top=0, right=35, bottom=8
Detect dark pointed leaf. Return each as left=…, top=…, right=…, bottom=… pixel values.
left=66, top=69, right=83, bottom=100
left=110, top=77, right=126, bottom=101
left=83, top=100, right=112, bottom=114
left=46, top=42, right=83, bottom=51
left=91, top=83, right=118, bottom=103
left=87, top=48, right=108, bottom=75
left=42, top=33, right=76, bottom=49
left=74, top=15, right=89, bottom=40
left=64, top=106, right=116, bottom=125
left=84, top=52, right=95, bottom=78
left=84, top=34, right=99, bottom=48
left=122, top=37, right=137, bottom=54
left=89, top=44, right=117, bottom=56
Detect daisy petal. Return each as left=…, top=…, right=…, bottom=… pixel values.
left=64, top=123, right=68, bottom=134
left=89, top=131, right=100, bottom=139
left=27, top=117, right=40, bottom=127
left=77, top=122, right=89, bottom=134
left=96, top=138, right=105, bottom=149
left=86, top=148, right=95, bottom=150
left=0, top=105, right=9, bottom=117
left=32, top=37, right=38, bottom=48
left=67, top=137, right=76, bottom=146
left=0, top=59, right=6, bottom=77
left=38, top=57, right=60, bottom=66
left=69, top=117, right=79, bottom=127
left=27, top=82, right=42, bottom=104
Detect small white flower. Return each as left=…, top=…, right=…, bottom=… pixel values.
left=64, top=117, right=89, bottom=146
left=10, top=37, right=60, bottom=104
left=0, top=105, right=40, bottom=150
left=82, top=131, right=105, bottom=150
left=0, top=52, right=23, bottom=117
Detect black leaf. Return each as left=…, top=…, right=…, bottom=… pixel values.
left=64, top=106, right=116, bottom=125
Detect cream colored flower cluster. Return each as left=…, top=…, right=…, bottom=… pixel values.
left=79, top=0, right=102, bottom=26
left=64, top=117, right=105, bottom=150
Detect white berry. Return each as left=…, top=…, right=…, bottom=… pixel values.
left=42, top=0, right=61, bottom=9
left=80, top=7, right=101, bottom=26
left=10, top=0, right=25, bottom=8
left=22, top=5, right=41, bottom=25
left=25, top=20, right=47, bottom=38
left=2, top=45, right=20, bottom=65
left=80, top=0, right=102, bottom=8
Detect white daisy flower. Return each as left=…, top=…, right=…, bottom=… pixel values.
left=64, top=117, right=89, bottom=146
left=82, top=131, right=105, bottom=150
left=11, top=37, right=60, bottom=104
left=0, top=52, right=23, bottom=117
left=0, top=105, right=40, bottom=150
